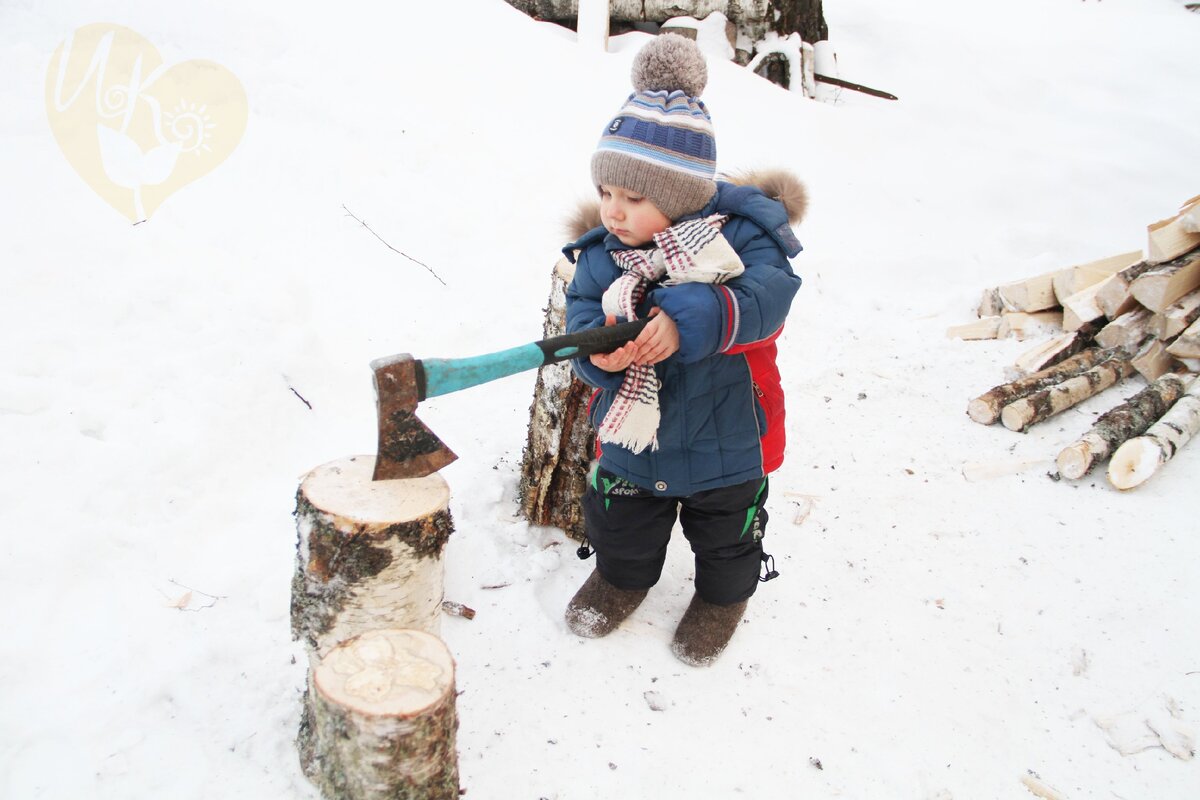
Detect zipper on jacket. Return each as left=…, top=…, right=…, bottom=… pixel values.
left=752, top=381, right=764, bottom=398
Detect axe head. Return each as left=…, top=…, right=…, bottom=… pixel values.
left=370, top=353, right=458, bottom=481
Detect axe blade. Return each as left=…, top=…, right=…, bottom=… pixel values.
left=371, top=354, right=458, bottom=481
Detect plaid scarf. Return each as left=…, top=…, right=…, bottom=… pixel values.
left=598, top=213, right=745, bottom=453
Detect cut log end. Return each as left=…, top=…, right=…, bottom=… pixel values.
left=967, top=397, right=998, bottom=425
left=302, top=455, right=450, bottom=526
left=1106, top=439, right=1163, bottom=490
left=314, top=629, right=455, bottom=718
left=1055, top=442, right=1093, bottom=481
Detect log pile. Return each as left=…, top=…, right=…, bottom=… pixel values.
left=956, top=195, right=1200, bottom=489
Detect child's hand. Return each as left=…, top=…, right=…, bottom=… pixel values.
left=590, top=315, right=639, bottom=372
left=633, top=308, right=679, bottom=365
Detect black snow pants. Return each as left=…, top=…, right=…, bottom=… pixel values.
left=582, top=466, right=770, bottom=606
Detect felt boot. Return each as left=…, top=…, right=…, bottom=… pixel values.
left=670, top=593, right=748, bottom=667
left=564, top=569, right=649, bottom=638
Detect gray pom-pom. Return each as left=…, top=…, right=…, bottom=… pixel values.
left=631, top=33, right=707, bottom=97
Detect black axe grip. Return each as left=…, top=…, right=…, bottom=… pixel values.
left=534, top=318, right=651, bottom=365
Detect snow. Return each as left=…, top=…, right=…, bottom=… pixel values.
left=2, top=0, right=1200, bottom=798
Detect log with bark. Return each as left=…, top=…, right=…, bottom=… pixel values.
left=994, top=268, right=1061, bottom=313
left=517, top=257, right=593, bottom=542
left=1055, top=372, right=1189, bottom=480
left=298, top=628, right=459, bottom=800
left=1061, top=275, right=1115, bottom=332
left=1094, top=307, right=1153, bottom=351
left=291, top=455, right=454, bottom=662
left=1149, top=287, right=1200, bottom=341
left=1000, top=356, right=1135, bottom=433
left=967, top=347, right=1118, bottom=425
left=1129, top=248, right=1200, bottom=314
left=1146, top=194, right=1200, bottom=264
left=1004, top=325, right=1098, bottom=380
left=1131, top=338, right=1183, bottom=383
left=1107, top=376, right=1200, bottom=489
left=1096, top=260, right=1154, bottom=320
left=1166, top=316, right=1200, bottom=360
left=1052, top=250, right=1143, bottom=304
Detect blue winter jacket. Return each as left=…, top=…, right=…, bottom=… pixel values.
left=565, top=181, right=803, bottom=497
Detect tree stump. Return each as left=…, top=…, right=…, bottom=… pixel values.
left=517, top=257, right=595, bottom=542
left=291, top=455, right=454, bottom=662
left=298, top=628, right=459, bottom=800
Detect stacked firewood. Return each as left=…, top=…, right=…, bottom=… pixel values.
left=952, top=195, right=1200, bottom=489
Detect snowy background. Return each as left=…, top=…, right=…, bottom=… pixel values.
left=3, top=0, right=1200, bottom=797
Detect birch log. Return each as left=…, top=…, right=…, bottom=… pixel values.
left=1096, top=260, right=1154, bottom=320
left=1166, top=316, right=1200, bottom=359
left=967, top=347, right=1118, bottom=425
left=1146, top=194, right=1200, bottom=264
left=1052, top=250, right=1143, bottom=304
left=1000, top=357, right=1135, bottom=432
left=518, top=257, right=593, bottom=542
left=1005, top=325, right=1098, bottom=380
left=298, top=628, right=459, bottom=800
left=1055, top=372, right=1188, bottom=479
left=292, top=456, right=453, bottom=662
left=1128, top=249, right=1200, bottom=313
left=1094, top=307, right=1153, bottom=350
left=1131, top=338, right=1182, bottom=382
left=1107, top=377, right=1200, bottom=489
left=1149, top=288, right=1200, bottom=340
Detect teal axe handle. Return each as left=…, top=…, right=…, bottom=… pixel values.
left=419, top=318, right=650, bottom=400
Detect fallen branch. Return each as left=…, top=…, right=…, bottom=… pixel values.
left=1107, top=376, right=1200, bottom=489
left=342, top=204, right=447, bottom=286
left=813, top=73, right=897, bottom=100
left=1056, top=372, right=1189, bottom=479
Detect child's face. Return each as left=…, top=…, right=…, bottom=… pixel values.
left=599, top=184, right=671, bottom=247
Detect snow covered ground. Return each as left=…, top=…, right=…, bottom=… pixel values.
left=2, top=1, right=1199, bottom=797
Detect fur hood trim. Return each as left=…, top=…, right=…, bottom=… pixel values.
left=565, top=168, right=807, bottom=241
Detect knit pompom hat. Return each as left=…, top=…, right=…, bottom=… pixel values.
left=592, top=34, right=717, bottom=222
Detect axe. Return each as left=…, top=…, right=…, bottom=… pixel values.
left=370, top=318, right=649, bottom=480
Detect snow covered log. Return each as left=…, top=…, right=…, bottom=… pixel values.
left=1128, top=249, right=1200, bottom=313
left=518, top=257, right=592, bottom=542
left=1055, top=372, right=1189, bottom=480
left=291, top=456, right=453, bottom=662
left=947, top=316, right=1001, bottom=340
left=1146, top=194, right=1200, bottom=264
left=997, top=310, right=1063, bottom=341
left=298, top=628, right=459, bottom=800
left=1107, top=376, right=1200, bottom=489
left=967, top=347, right=1118, bottom=425
left=994, top=269, right=1061, bottom=313
left=1000, top=356, right=1135, bottom=433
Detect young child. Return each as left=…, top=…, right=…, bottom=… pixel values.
left=562, top=33, right=807, bottom=666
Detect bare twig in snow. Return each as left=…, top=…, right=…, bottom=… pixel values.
left=342, top=204, right=447, bottom=286
left=289, top=386, right=313, bottom=410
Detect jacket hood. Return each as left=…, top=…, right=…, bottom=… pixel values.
left=565, top=168, right=808, bottom=242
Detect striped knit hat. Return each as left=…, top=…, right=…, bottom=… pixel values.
left=592, top=34, right=717, bottom=222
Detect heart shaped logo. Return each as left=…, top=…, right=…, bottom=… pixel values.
left=45, top=24, right=247, bottom=222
